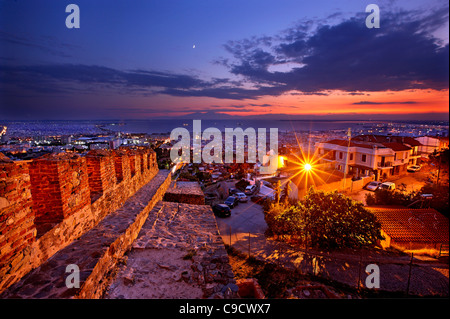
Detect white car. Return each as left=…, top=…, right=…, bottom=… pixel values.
left=366, top=181, right=382, bottom=191
left=379, top=182, right=395, bottom=191
left=235, top=192, right=248, bottom=202
left=245, top=184, right=257, bottom=195
left=407, top=165, right=421, bottom=172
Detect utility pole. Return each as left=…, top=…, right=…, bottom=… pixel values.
left=343, top=128, right=351, bottom=190
left=436, top=150, right=442, bottom=187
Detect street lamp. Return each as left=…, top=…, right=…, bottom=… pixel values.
left=304, top=163, right=312, bottom=171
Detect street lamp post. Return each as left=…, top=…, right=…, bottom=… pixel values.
left=343, top=128, right=351, bottom=191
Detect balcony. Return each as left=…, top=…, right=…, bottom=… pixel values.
left=393, top=159, right=406, bottom=166
left=321, top=153, right=336, bottom=161
left=377, top=161, right=393, bottom=168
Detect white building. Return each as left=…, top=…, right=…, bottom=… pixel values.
left=415, top=136, right=449, bottom=155
left=315, top=138, right=411, bottom=180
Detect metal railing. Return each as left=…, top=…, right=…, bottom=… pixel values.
left=222, top=225, right=449, bottom=297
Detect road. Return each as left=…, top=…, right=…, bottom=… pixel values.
left=215, top=200, right=267, bottom=248
left=346, top=169, right=432, bottom=205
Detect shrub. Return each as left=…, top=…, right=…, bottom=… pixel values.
left=264, top=202, right=304, bottom=238
left=365, top=188, right=414, bottom=206
left=265, top=188, right=384, bottom=249
left=303, top=189, right=384, bottom=249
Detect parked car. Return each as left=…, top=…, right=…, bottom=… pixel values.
left=407, top=165, right=421, bottom=172
left=212, top=204, right=231, bottom=217
left=262, top=180, right=273, bottom=188
left=245, top=184, right=257, bottom=195
left=379, top=182, right=396, bottom=191
left=366, top=181, right=382, bottom=191
left=235, top=192, right=248, bottom=202
left=224, top=196, right=239, bottom=208
left=228, top=188, right=239, bottom=196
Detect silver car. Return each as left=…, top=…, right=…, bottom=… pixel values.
left=366, top=181, right=382, bottom=191
left=235, top=192, right=248, bottom=202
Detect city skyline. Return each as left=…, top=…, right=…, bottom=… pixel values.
left=0, top=0, right=449, bottom=120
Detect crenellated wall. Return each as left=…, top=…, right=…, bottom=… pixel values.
left=29, top=153, right=91, bottom=232
left=0, top=155, right=36, bottom=291
left=0, top=146, right=159, bottom=294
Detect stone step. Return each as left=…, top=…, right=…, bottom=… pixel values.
left=0, top=170, right=171, bottom=299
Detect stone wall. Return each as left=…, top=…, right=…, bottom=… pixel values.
left=163, top=181, right=205, bottom=205
left=0, top=147, right=159, bottom=294
left=29, top=153, right=91, bottom=232
left=0, top=155, right=36, bottom=291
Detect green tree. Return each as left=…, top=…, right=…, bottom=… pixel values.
left=264, top=188, right=384, bottom=249
left=364, top=189, right=410, bottom=206
left=264, top=202, right=304, bottom=239
left=274, top=180, right=282, bottom=204
left=417, top=184, right=449, bottom=217
left=303, top=189, right=384, bottom=249
left=283, top=181, right=291, bottom=203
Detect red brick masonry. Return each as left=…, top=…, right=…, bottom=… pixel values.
left=0, top=147, right=159, bottom=294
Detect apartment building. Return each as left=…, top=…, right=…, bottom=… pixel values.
left=315, top=138, right=411, bottom=180
left=415, top=136, right=449, bottom=155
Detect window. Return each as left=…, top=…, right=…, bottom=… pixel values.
left=362, top=154, right=367, bottom=162
left=350, top=153, right=353, bottom=161
left=339, top=152, right=343, bottom=159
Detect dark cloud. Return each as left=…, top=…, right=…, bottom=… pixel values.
left=0, top=30, right=75, bottom=58
left=249, top=103, right=272, bottom=107
left=223, top=6, right=449, bottom=94
left=1, top=4, right=448, bottom=108
left=352, top=101, right=419, bottom=105
left=211, top=104, right=246, bottom=109
left=0, top=64, right=238, bottom=99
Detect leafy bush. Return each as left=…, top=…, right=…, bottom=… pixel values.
left=264, top=202, right=304, bottom=238
left=365, top=189, right=411, bottom=206
left=365, top=185, right=449, bottom=217
left=265, top=188, right=384, bottom=249
left=303, top=189, right=384, bottom=249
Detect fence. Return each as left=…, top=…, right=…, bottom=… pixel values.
left=224, top=225, right=449, bottom=297
left=439, top=243, right=449, bottom=258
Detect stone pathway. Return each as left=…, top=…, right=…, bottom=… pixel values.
left=104, top=202, right=238, bottom=299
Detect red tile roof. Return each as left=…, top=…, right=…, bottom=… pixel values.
left=367, top=207, right=449, bottom=243
left=323, top=139, right=374, bottom=149
left=381, top=142, right=411, bottom=152
left=353, top=135, right=422, bottom=147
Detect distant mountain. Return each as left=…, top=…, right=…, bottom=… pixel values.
left=156, top=111, right=449, bottom=122
left=160, top=111, right=237, bottom=120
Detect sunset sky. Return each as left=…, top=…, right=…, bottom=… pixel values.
left=0, top=0, right=448, bottom=120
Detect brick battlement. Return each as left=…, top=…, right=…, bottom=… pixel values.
left=0, top=147, right=159, bottom=294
